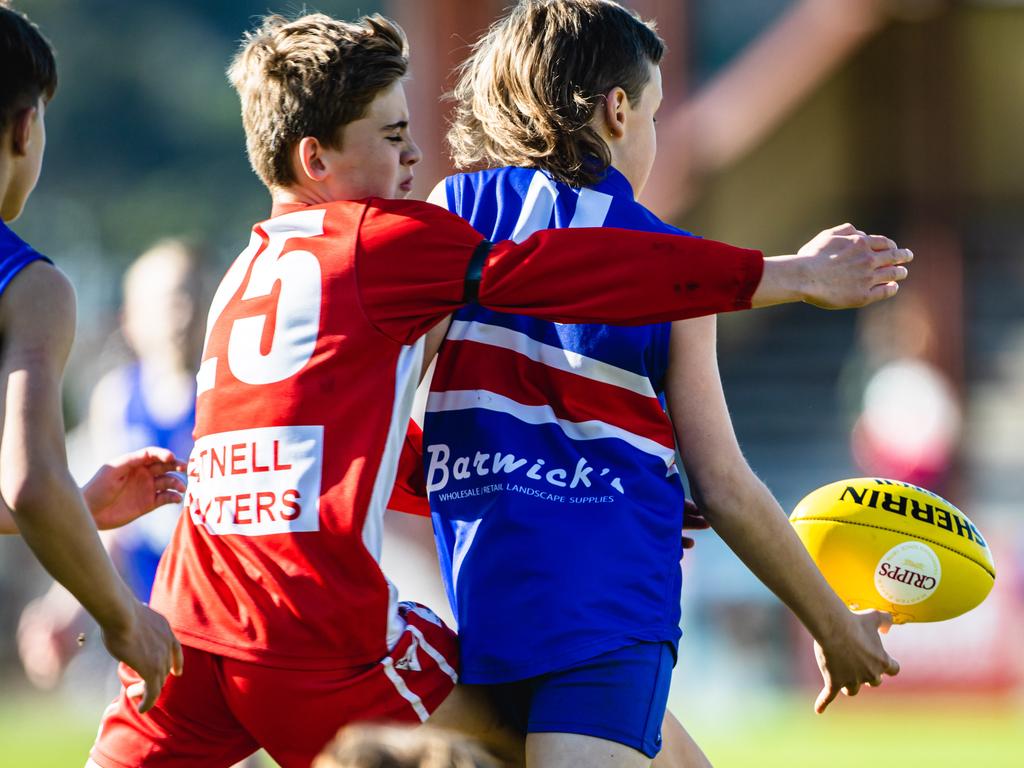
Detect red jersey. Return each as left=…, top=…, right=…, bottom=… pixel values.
left=150, top=197, right=762, bottom=669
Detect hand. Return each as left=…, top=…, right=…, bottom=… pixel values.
left=82, top=448, right=186, bottom=530
left=814, top=609, right=900, bottom=713
left=101, top=600, right=184, bottom=713
left=681, top=498, right=710, bottom=554
left=796, top=224, right=913, bottom=309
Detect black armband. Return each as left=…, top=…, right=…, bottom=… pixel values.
left=463, top=239, right=492, bottom=304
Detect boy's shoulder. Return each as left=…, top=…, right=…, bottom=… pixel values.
left=438, top=166, right=696, bottom=241
left=0, top=220, right=54, bottom=301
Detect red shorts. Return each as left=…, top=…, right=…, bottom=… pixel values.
left=89, top=603, right=458, bottom=768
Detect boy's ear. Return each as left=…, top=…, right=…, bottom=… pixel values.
left=10, top=106, right=37, bottom=157
left=601, top=86, right=629, bottom=140
left=295, top=136, right=329, bottom=182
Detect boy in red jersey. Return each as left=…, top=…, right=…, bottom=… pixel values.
left=0, top=2, right=184, bottom=714
left=89, top=12, right=910, bottom=768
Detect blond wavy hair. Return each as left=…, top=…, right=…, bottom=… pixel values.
left=228, top=13, right=407, bottom=188
left=448, top=0, right=664, bottom=188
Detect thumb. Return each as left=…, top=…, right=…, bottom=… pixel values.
left=875, top=611, right=894, bottom=634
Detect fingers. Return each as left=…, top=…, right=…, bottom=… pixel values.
left=682, top=514, right=711, bottom=531
left=867, top=234, right=896, bottom=251
left=681, top=536, right=696, bottom=550
left=885, top=654, right=900, bottom=676
left=874, top=265, right=909, bottom=284
left=127, top=675, right=162, bottom=713
left=154, top=474, right=187, bottom=494
left=872, top=610, right=894, bottom=633
left=828, top=223, right=858, bottom=236
left=841, top=682, right=862, bottom=697
left=171, top=638, right=185, bottom=676
left=865, top=282, right=900, bottom=304
left=153, top=491, right=185, bottom=507
left=871, top=247, right=914, bottom=267
left=815, top=684, right=838, bottom=714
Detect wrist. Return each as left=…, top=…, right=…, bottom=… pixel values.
left=808, top=597, right=857, bottom=648
left=91, top=583, right=138, bottom=636
left=755, top=255, right=806, bottom=308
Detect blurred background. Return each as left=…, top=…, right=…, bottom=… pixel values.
left=2, top=0, right=1023, bottom=765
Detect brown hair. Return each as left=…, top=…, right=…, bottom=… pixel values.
left=448, top=0, right=664, bottom=187
left=0, top=2, right=57, bottom=133
left=313, top=724, right=498, bottom=768
left=228, top=12, right=408, bottom=188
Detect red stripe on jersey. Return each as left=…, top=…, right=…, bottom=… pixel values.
left=432, top=339, right=676, bottom=452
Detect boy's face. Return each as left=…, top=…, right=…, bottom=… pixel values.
left=313, top=80, right=421, bottom=201
left=1, top=99, right=46, bottom=222
left=609, top=63, right=662, bottom=196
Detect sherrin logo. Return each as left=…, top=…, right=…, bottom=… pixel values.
left=874, top=541, right=941, bottom=605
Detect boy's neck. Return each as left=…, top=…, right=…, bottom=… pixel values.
left=0, top=154, right=14, bottom=223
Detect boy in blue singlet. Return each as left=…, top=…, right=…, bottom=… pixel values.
left=422, top=2, right=903, bottom=766
left=0, top=2, right=184, bottom=712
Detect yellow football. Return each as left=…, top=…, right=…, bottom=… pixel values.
left=790, top=478, right=996, bottom=623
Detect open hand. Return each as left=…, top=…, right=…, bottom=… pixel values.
left=814, top=608, right=900, bottom=713
left=82, top=448, right=186, bottom=530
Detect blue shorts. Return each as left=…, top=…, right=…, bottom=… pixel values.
left=490, top=642, right=675, bottom=758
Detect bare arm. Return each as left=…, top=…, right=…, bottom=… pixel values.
left=665, top=315, right=898, bottom=713
left=0, top=263, right=182, bottom=711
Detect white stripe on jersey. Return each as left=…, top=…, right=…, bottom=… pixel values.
left=426, top=388, right=677, bottom=470
left=509, top=172, right=616, bottom=243
left=380, top=656, right=430, bottom=722
left=447, top=319, right=657, bottom=398
left=568, top=186, right=614, bottom=229
left=406, top=623, right=459, bottom=684
left=366, top=337, right=426, bottom=649
left=511, top=172, right=559, bottom=243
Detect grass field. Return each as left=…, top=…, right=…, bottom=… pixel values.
left=2, top=689, right=1021, bottom=767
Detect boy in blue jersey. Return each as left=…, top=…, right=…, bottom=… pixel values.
left=0, top=2, right=184, bottom=713
left=422, top=1, right=903, bottom=766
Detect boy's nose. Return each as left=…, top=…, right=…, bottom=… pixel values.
left=402, top=139, right=422, bottom=166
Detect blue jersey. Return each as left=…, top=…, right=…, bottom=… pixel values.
left=0, top=219, right=51, bottom=300
left=425, top=166, right=692, bottom=683
left=109, top=362, right=195, bottom=599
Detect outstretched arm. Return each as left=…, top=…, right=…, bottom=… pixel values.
left=665, top=315, right=899, bottom=714
left=356, top=200, right=910, bottom=345
left=0, top=264, right=182, bottom=712
left=1, top=448, right=187, bottom=535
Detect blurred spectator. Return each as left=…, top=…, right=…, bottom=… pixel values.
left=841, top=293, right=962, bottom=490
left=17, top=238, right=205, bottom=692
left=314, top=724, right=498, bottom=768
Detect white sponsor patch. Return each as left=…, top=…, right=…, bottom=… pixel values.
left=185, top=425, right=323, bottom=536
left=874, top=541, right=941, bottom=605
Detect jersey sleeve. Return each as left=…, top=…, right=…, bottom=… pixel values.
left=385, top=420, right=430, bottom=517
left=355, top=198, right=764, bottom=345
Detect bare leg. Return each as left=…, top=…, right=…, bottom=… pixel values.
left=426, top=684, right=526, bottom=766
left=652, top=711, right=713, bottom=768
left=526, top=733, right=651, bottom=768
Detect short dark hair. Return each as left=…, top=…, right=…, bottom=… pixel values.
left=0, top=3, right=57, bottom=133
left=448, top=0, right=664, bottom=187
left=229, top=13, right=408, bottom=188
